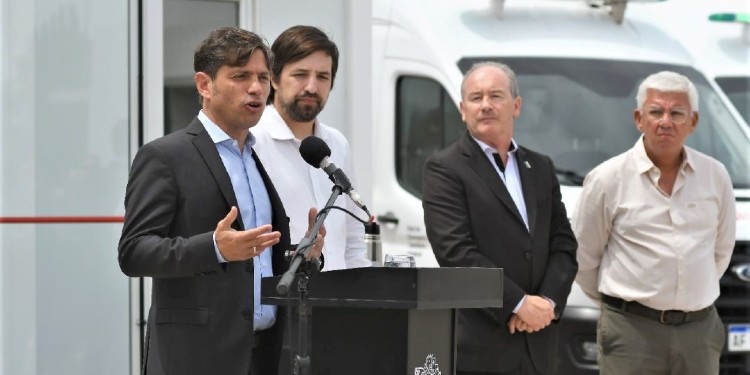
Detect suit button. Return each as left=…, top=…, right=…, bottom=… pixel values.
left=524, top=252, right=532, bottom=260
left=245, top=261, right=253, bottom=273
left=242, top=308, right=253, bottom=320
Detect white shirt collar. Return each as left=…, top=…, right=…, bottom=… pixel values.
left=633, top=135, right=693, bottom=175
left=261, top=105, right=327, bottom=142
left=472, top=136, right=519, bottom=156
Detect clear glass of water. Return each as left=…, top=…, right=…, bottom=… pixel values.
left=383, top=254, right=416, bottom=268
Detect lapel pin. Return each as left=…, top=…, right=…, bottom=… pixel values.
left=524, top=161, right=531, bottom=169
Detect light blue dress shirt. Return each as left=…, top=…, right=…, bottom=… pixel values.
left=472, top=137, right=529, bottom=231
left=199, top=111, right=276, bottom=331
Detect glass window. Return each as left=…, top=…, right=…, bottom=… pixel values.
left=0, top=0, right=130, bottom=373
left=163, top=0, right=239, bottom=134
left=715, top=76, right=750, bottom=126
left=396, top=76, right=463, bottom=198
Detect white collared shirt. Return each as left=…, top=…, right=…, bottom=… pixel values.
left=252, top=106, right=370, bottom=271
left=573, top=136, right=735, bottom=311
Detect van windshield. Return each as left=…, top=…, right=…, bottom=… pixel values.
left=458, top=58, right=750, bottom=188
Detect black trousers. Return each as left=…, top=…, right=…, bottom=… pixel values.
left=250, top=328, right=282, bottom=375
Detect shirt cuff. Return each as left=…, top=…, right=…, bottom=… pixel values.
left=513, top=295, right=527, bottom=313
left=213, top=231, right=228, bottom=263
left=542, top=296, right=556, bottom=309
left=542, top=295, right=559, bottom=319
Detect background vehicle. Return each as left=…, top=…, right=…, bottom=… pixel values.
left=368, top=0, right=750, bottom=373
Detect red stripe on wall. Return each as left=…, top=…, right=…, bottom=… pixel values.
left=0, top=216, right=124, bottom=224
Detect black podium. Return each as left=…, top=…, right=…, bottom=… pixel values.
left=261, top=267, right=503, bottom=375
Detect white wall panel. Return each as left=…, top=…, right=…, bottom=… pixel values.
left=0, top=0, right=130, bottom=374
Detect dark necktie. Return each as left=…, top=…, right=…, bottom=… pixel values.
left=492, top=153, right=506, bottom=175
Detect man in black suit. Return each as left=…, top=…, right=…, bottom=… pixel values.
left=118, top=27, right=323, bottom=375
left=422, top=62, right=578, bottom=375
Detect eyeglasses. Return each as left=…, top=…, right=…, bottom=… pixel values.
left=642, top=107, right=691, bottom=125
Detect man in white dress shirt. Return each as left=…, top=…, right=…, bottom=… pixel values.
left=253, top=25, right=370, bottom=271
left=253, top=24, right=370, bottom=375
left=573, top=71, right=735, bottom=375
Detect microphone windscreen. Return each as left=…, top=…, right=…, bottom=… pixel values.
left=299, top=136, right=331, bottom=168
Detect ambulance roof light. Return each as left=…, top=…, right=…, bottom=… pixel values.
left=490, top=0, right=667, bottom=24
left=709, top=13, right=750, bottom=24
left=709, top=12, right=750, bottom=45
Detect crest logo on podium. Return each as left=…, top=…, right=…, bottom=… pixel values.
left=414, top=354, right=441, bottom=375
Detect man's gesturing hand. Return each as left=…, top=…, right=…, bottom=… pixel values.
left=302, top=207, right=325, bottom=260
left=215, top=206, right=281, bottom=261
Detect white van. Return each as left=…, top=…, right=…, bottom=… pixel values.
left=369, top=0, right=750, bottom=373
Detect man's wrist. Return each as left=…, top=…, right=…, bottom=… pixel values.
left=512, top=295, right=527, bottom=313
left=541, top=295, right=559, bottom=319
left=542, top=295, right=556, bottom=309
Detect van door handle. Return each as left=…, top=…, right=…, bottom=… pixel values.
left=376, top=212, right=400, bottom=225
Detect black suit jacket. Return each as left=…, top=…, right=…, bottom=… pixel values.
left=422, top=132, right=577, bottom=374
left=118, top=118, right=291, bottom=375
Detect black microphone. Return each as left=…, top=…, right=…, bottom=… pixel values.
left=299, top=136, right=370, bottom=216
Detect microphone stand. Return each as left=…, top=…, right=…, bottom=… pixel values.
left=276, top=184, right=344, bottom=375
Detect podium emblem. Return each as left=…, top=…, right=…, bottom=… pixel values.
left=414, top=354, right=441, bottom=375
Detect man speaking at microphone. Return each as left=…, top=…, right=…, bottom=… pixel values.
left=118, top=28, right=324, bottom=375
left=254, top=25, right=370, bottom=271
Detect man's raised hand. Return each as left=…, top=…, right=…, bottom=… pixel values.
left=215, top=206, right=281, bottom=261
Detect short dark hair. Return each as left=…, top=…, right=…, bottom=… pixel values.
left=268, top=25, right=339, bottom=103
left=194, top=27, right=271, bottom=79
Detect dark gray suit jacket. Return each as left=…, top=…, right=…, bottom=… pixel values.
left=118, top=118, right=291, bottom=375
left=422, top=132, right=578, bottom=374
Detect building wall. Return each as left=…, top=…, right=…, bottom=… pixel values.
left=0, top=0, right=130, bottom=374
